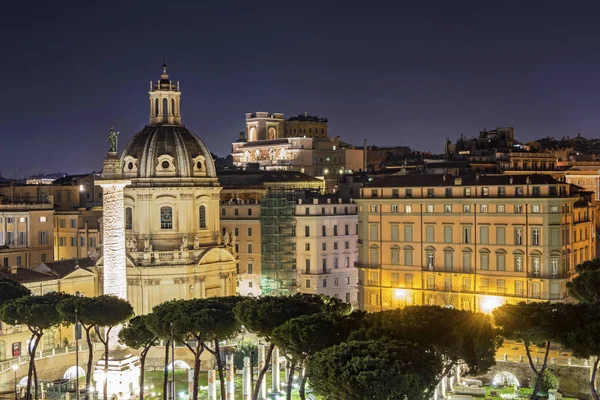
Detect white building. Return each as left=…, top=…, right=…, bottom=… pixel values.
left=294, top=197, right=359, bottom=307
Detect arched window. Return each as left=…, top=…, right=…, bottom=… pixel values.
left=0, top=340, right=5, bottom=360
left=443, top=247, right=454, bottom=272
left=154, top=98, right=159, bottom=117
left=391, top=245, right=400, bottom=265
left=425, top=246, right=436, bottom=269
left=199, top=205, right=206, bottom=228
left=162, top=98, right=168, bottom=122
left=403, top=246, right=414, bottom=266
left=369, top=245, right=379, bottom=266
left=480, top=248, right=490, bottom=270
left=160, top=206, right=173, bottom=229
left=462, top=249, right=472, bottom=273
left=125, top=207, right=132, bottom=230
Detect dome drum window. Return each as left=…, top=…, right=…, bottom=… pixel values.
left=192, top=155, right=207, bottom=176
left=156, top=154, right=176, bottom=175
left=123, top=156, right=138, bottom=174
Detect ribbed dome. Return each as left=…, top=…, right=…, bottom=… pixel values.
left=120, top=125, right=216, bottom=178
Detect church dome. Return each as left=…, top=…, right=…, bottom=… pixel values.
left=117, top=64, right=216, bottom=179
left=120, top=125, right=216, bottom=178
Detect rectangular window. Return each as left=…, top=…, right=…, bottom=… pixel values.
left=305, top=226, right=310, bottom=237
left=334, top=278, right=339, bottom=286
left=480, top=226, right=489, bottom=244
left=248, top=243, right=253, bottom=253
left=532, top=228, right=540, bottom=246
left=498, top=187, right=506, bottom=197
left=305, top=259, right=311, bottom=273
left=248, top=208, right=252, bottom=216
left=444, top=204, right=452, bottom=213
left=345, top=225, right=349, bottom=235
left=334, top=258, right=339, bottom=269
left=221, top=208, right=226, bottom=216
left=90, top=237, right=96, bottom=247
left=533, top=186, right=540, bottom=197
left=444, top=226, right=453, bottom=243
left=59, top=219, right=66, bottom=228
left=322, top=243, right=327, bottom=251
left=70, top=237, right=75, bottom=247
left=370, top=204, right=378, bottom=213
left=305, top=207, right=310, bottom=215
left=404, top=249, right=413, bottom=266
left=480, top=252, right=489, bottom=270
left=404, top=225, right=413, bottom=242
left=248, top=263, right=253, bottom=274
left=2, top=258, right=7, bottom=267
left=391, top=247, right=400, bottom=265
left=515, top=228, right=523, bottom=245
left=464, top=187, right=471, bottom=196
left=391, top=272, right=399, bottom=285
left=322, top=259, right=327, bottom=272
left=405, top=274, right=413, bottom=287
left=235, top=227, right=239, bottom=236
left=391, top=204, right=399, bottom=213
left=463, top=204, right=471, bottom=213
left=305, top=243, right=310, bottom=251
left=444, top=251, right=453, bottom=271
left=370, top=224, right=378, bottom=241
left=405, top=205, right=412, bottom=213
left=445, top=188, right=452, bottom=197
left=427, top=188, right=434, bottom=198
left=248, top=227, right=253, bottom=236
left=497, top=253, right=506, bottom=271
left=234, top=208, right=239, bottom=216
left=18, top=232, right=26, bottom=246
left=70, top=219, right=76, bottom=229
left=516, top=187, right=524, bottom=197
left=462, top=226, right=471, bottom=244
left=497, top=205, right=505, bottom=213
left=40, top=216, right=47, bottom=223
left=463, top=251, right=471, bottom=272
left=532, top=204, right=540, bottom=213
left=322, top=225, right=327, bottom=237
left=496, top=226, right=506, bottom=245
left=405, top=189, right=412, bottom=198
left=306, top=280, right=311, bottom=288
left=515, top=281, right=524, bottom=296
left=480, top=278, right=489, bottom=290
left=333, top=225, right=338, bottom=236
left=346, top=292, right=350, bottom=303
left=80, top=236, right=85, bottom=247
left=344, top=241, right=349, bottom=249
left=345, top=257, right=350, bottom=268
left=391, top=224, right=399, bottom=242
left=426, top=226, right=434, bottom=243
left=482, top=187, right=489, bottom=196
left=38, top=231, right=48, bottom=245
left=426, top=204, right=434, bottom=213
left=497, top=279, right=506, bottom=293
left=550, top=228, right=559, bottom=246
left=481, top=204, right=488, bottom=213
left=514, top=204, right=523, bottom=214
left=392, top=189, right=399, bottom=198
left=16, top=256, right=21, bottom=266
left=533, top=257, right=541, bottom=276
left=334, top=242, right=338, bottom=250
left=550, top=205, right=559, bottom=213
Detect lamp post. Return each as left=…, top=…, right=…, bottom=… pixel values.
left=75, top=307, right=80, bottom=400
left=12, top=364, right=18, bottom=400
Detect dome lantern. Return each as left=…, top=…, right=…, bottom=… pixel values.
left=149, top=62, right=181, bottom=125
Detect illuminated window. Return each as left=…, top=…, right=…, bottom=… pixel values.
left=160, top=206, right=173, bottom=229
left=39, top=216, right=47, bottom=223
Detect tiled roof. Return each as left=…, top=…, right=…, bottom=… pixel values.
left=35, top=258, right=95, bottom=278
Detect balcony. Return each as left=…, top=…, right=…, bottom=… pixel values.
left=366, top=280, right=379, bottom=286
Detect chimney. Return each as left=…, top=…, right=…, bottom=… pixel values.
left=10, top=266, right=18, bottom=275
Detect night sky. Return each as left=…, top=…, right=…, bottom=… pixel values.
left=2, top=1, right=600, bottom=177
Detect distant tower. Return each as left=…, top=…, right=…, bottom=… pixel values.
left=149, top=63, right=182, bottom=125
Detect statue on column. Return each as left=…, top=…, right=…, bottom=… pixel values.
left=180, top=234, right=189, bottom=251
left=231, top=233, right=237, bottom=256
left=127, top=236, right=138, bottom=252
left=193, top=234, right=200, bottom=250
left=106, top=126, right=119, bottom=153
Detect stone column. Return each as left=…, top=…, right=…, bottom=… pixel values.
left=272, top=346, right=281, bottom=393
left=207, top=369, right=216, bottom=400
left=243, top=357, right=251, bottom=400
left=97, top=180, right=130, bottom=350
left=456, top=364, right=461, bottom=386
left=258, top=345, right=267, bottom=400
left=220, top=273, right=228, bottom=296
left=226, top=354, right=235, bottom=400
left=200, top=276, right=206, bottom=299
left=591, top=356, right=598, bottom=392
left=285, top=362, right=290, bottom=389
left=441, top=373, right=446, bottom=398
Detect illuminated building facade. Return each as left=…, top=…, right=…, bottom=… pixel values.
left=356, top=174, right=596, bottom=313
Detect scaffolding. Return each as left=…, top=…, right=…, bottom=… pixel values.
left=260, top=190, right=297, bottom=296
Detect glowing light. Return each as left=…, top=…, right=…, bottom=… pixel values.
left=481, top=296, right=502, bottom=313
left=324, top=169, right=329, bottom=175
left=97, top=181, right=129, bottom=350
left=11, top=365, right=18, bottom=371
left=79, top=185, right=84, bottom=191
left=394, top=289, right=408, bottom=299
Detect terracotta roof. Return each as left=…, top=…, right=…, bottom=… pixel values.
left=0, top=268, right=55, bottom=284
left=35, top=258, right=95, bottom=279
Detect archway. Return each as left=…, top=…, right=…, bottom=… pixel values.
left=63, top=366, right=86, bottom=380
left=492, top=371, right=520, bottom=387
left=167, top=360, right=191, bottom=370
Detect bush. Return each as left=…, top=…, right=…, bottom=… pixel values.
left=532, top=370, right=559, bottom=396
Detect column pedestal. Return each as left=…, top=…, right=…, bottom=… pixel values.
left=93, top=350, right=140, bottom=399
left=272, top=346, right=281, bottom=394
left=257, top=345, right=267, bottom=400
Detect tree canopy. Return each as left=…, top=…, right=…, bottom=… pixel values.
left=0, top=277, right=30, bottom=305
left=0, top=292, right=65, bottom=331
left=306, top=339, right=442, bottom=400
left=119, top=315, right=158, bottom=350
left=566, top=259, right=600, bottom=303
left=350, top=306, right=500, bottom=377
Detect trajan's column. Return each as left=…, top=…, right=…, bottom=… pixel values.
left=94, top=127, right=139, bottom=399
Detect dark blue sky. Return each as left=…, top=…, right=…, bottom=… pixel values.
left=2, top=1, right=600, bottom=177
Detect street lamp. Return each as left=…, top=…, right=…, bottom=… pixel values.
left=12, top=364, right=18, bottom=400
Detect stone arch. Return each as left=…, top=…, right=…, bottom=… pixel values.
left=63, top=366, right=86, bottom=380
left=197, top=247, right=236, bottom=266
left=168, top=360, right=191, bottom=370
left=492, top=371, right=520, bottom=387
